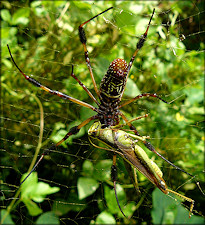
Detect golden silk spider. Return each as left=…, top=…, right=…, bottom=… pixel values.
left=7, top=7, right=197, bottom=218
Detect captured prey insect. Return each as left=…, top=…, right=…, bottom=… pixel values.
left=88, top=121, right=195, bottom=218
left=7, top=7, right=182, bottom=216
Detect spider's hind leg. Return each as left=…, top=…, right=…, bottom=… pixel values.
left=111, top=154, right=127, bottom=218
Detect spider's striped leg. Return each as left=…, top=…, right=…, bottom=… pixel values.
left=120, top=112, right=141, bottom=136
left=7, top=45, right=98, bottom=113
left=119, top=112, right=194, bottom=178
left=71, top=65, right=100, bottom=106
left=111, top=154, right=126, bottom=218
left=78, top=7, right=113, bottom=97
left=118, top=93, right=169, bottom=109
left=20, top=115, right=99, bottom=185
left=127, top=8, right=155, bottom=75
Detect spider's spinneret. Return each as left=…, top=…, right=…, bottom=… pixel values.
left=100, top=58, right=128, bottom=99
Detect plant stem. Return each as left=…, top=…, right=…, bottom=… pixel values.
left=1, top=94, right=44, bottom=224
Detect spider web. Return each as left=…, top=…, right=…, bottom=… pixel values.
left=1, top=1, right=204, bottom=224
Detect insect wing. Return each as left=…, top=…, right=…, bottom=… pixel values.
left=113, top=132, right=168, bottom=194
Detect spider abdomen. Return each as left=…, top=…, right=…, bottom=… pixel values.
left=100, top=58, right=128, bottom=99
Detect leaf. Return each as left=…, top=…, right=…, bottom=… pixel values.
left=22, top=198, right=43, bottom=216
left=52, top=192, right=86, bottom=215
left=174, top=203, right=205, bottom=224
left=0, top=210, right=15, bottom=225
left=31, top=182, right=60, bottom=203
left=184, top=85, right=203, bottom=104
left=20, top=172, right=60, bottom=215
left=95, top=211, right=116, bottom=224
left=124, top=78, right=140, bottom=98
left=77, top=177, right=99, bottom=200
left=104, top=184, right=126, bottom=215
left=12, top=8, right=30, bottom=25
left=93, top=160, right=113, bottom=182
left=36, top=212, right=60, bottom=225
left=151, top=189, right=204, bottom=224
left=82, top=160, right=94, bottom=177
left=20, top=172, right=38, bottom=197
left=1, top=9, right=11, bottom=23
left=152, top=189, right=178, bottom=224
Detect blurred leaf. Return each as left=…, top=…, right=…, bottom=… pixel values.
left=1, top=9, right=11, bottom=23
left=20, top=172, right=60, bottom=215
left=31, top=182, right=60, bottom=202
left=36, top=212, right=60, bottom=225
left=104, top=184, right=126, bottom=215
left=22, top=198, right=43, bottom=216
left=93, top=160, right=112, bottom=182
left=95, top=211, right=116, bottom=224
left=77, top=177, right=99, bottom=199
left=82, top=160, right=94, bottom=177
left=124, top=77, right=141, bottom=97
left=0, top=210, right=15, bottom=225
left=12, top=8, right=30, bottom=25
left=184, top=86, right=203, bottom=104
left=151, top=189, right=204, bottom=224
left=53, top=192, right=86, bottom=215
left=73, top=1, right=92, bottom=9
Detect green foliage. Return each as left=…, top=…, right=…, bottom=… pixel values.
left=0, top=210, right=15, bottom=225
left=1, top=1, right=204, bottom=224
left=20, top=172, right=60, bottom=216
left=152, top=189, right=204, bottom=224
left=35, top=211, right=60, bottom=225
left=94, top=211, right=116, bottom=224
left=77, top=177, right=99, bottom=200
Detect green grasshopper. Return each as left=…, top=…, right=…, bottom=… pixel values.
left=88, top=121, right=195, bottom=218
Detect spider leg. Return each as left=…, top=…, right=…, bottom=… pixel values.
left=71, top=65, right=100, bottom=106
left=112, top=114, right=149, bottom=129
left=118, top=93, right=169, bottom=109
left=7, top=45, right=98, bottom=113
left=111, top=154, right=127, bottom=218
left=20, top=115, right=99, bottom=185
left=119, top=112, right=194, bottom=178
left=127, top=8, right=155, bottom=75
left=78, top=7, right=113, bottom=97
left=120, top=112, right=141, bottom=136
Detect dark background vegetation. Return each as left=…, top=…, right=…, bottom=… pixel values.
left=1, top=1, right=204, bottom=224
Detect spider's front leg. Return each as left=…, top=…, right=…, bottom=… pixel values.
left=119, top=93, right=169, bottom=109
left=20, top=115, right=99, bottom=185
left=78, top=7, right=113, bottom=97
left=7, top=45, right=98, bottom=112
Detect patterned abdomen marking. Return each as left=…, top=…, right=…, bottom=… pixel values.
left=100, top=59, right=128, bottom=99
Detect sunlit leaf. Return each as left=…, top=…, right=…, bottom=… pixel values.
left=95, top=211, right=116, bottom=224
left=77, top=177, right=99, bottom=199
